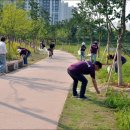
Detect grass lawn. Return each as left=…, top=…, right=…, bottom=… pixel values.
left=57, top=44, right=130, bottom=130
left=28, top=51, right=47, bottom=65
left=58, top=78, right=117, bottom=130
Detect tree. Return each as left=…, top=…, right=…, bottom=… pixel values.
left=1, top=4, right=32, bottom=50
left=29, top=0, right=39, bottom=20
left=73, top=0, right=130, bottom=85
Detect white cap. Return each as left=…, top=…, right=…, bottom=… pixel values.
left=17, top=49, right=21, bottom=53
left=82, top=42, right=85, bottom=45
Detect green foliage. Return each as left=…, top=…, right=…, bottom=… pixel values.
left=1, top=4, right=32, bottom=38
left=105, top=89, right=130, bottom=109
left=115, top=108, right=130, bottom=130
left=6, top=42, right=19, bottom=60
left=29, top=0, right=39, bottom=20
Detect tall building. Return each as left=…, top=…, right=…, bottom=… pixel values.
left=24, top=0, right=73, bottom=24
left=59, top=1, right=73, bottom=21
left=41, top=0, right=61, bottom=25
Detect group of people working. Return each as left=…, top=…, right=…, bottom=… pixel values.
left=79, top=40, right=126, bottom=73
left=67, top=41, right=127, bottom=99
left=0, top=36, right=31, bottom=75
left=0, top=37, right=55, bottom=75
left=0, top=36, right=127, bottom=100
left=40, top=40, right=55, bottom=58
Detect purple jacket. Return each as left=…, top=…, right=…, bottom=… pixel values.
left=90, top=44, right=98, bottom=54
left=68, top=61, right=95, bottom=79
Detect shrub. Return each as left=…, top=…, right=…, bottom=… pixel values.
left=105, top=89, right=130, bottom=109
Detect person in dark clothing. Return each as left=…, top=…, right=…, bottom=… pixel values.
left=17, top=46, right=31, bottom=65
left=107, top=54, right=126, bottom=73
left=90, top=41, right=99, bottom=62
left=48, top=42, right=55, bottom=57
left=80, top=42, right=86, bottom=61
left=40, top=40, right=45, bottom=49
left=67, top=61, right=102, bottom=99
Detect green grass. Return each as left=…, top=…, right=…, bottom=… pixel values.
left=115, top=108, right=130, bottom=130
left=57, top=44, right=130, bottom=130
left=58, top=87, right=117, bottom=130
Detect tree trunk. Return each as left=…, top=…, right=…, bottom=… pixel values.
left=106, top=27, right=110, bottom=64
left=117, top=37, right=122, bottom=86
left=117, top=0, right=126, bottom=86
left=97, top=31, right=102, bottom=58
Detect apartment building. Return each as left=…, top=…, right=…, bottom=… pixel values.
left=24, top=0, right=73, bottom=24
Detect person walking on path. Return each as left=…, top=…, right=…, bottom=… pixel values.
left=0, top=36, right=7, bottom=75
left=40, top=40, right=45, bottom=49
left=107, top=54, right=126, bottom=73
left=48, top=41, right=55, bottom=58
left=17, top=46, right=31, bottom=65
left=67, top=61, right=102, bottom=99
left=90, top=41, right=99, bottom=62
left=80, top=42, right=86, bottom=61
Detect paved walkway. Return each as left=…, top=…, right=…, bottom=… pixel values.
left=0, top=50, right=77, bottom=129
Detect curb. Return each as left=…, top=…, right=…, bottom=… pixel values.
left=6, top=59, right=24, bottom=73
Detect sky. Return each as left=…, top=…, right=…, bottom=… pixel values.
left=126, top=1, right=130, bottom=15
left=63, top=0, right=81, bottom=7
left=63, top=0, right=130, bottom=30
left=64, top=0, right=130, bottom=15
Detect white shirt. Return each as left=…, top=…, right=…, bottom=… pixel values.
left=0, top=41, right=7, bottom=54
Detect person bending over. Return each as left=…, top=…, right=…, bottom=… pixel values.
left=67, top=61, right=102, bottom=99
left=17, top=46, right=31, bottom=65
left=107, top=54, right=126, bottom=73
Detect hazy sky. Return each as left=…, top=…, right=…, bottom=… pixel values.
left=64, top=0, right=80, bottom=7
left=64, top=0, right=130, bottom=15
left=126, top=1, right=130, bottom=15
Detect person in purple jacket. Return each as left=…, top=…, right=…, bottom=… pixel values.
left=90, top=41, right=99, bottom=62
left=107, top=54, right=126, bottom=73
left=67, top=61, right=102, bottom=99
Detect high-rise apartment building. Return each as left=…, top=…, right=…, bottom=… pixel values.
left=59, top=1, right=73, bottom=21
left=41, top=0, right=60, bottom=24
left=25, top=0, right=60, bottom=24
left=24, top=0, right=73, bottom=24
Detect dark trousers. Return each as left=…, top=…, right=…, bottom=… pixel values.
left=115, top=59, right=126, bottom=73
left=48, top=48, right=53, bottom=57
left=67, top=69, right=88, bottom=97
left=23, top=52, right=31, bottom=64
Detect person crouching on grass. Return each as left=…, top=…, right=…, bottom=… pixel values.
left=67, top=61, right=102, bottom=99
left=17, top=46, right=31, bottom=65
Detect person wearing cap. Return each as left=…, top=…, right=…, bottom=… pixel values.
left=80, top=42, right=86, bottom=61
left=0, top=36, right=7, bottom=75
left=90, top=41, right=99, bottom=62
left=67, top=61, right=102, bottom=99
left=17, top=46, right=31, bottom=65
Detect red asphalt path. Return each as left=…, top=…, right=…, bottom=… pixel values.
left=0, top=50, right=77, bottom=130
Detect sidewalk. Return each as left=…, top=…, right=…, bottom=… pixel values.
left=0, top=50, right=77, bottom=129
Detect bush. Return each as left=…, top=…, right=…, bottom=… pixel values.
left=105, top=89, right=130, bottom=109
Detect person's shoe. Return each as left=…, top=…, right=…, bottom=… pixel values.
left=72, top=94, right=79, bottom=98
left=79, top=95, right=88, bottom=99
